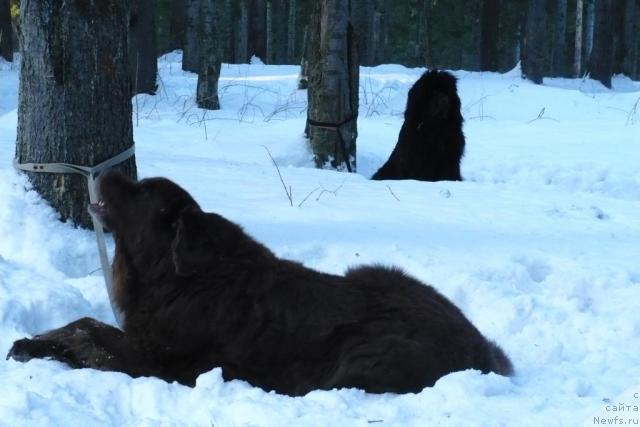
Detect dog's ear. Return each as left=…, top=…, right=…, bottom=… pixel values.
left=171, top=208, right=206, bottom=277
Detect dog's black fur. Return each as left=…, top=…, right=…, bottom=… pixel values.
left=372, top=69, right=465, bottom=181
left=8, top=173, right=512, bottom=395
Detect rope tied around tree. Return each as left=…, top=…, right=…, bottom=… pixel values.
left=13, top=146, right=136, bottom=329
left=306, top=115, right=355, bottom=173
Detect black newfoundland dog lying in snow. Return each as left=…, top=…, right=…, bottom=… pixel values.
left=372, top=69, right=465, bottom=181
left=8, top=173, right=512, bottom=395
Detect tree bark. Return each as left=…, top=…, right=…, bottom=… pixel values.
left=197, top=0, right=221, bottom=110
left=522, top=0, right=546, bottom=84
left=574, top=0, right=584, bottom=76
left=584, top=0, right=594, bottom=62
left=183, top=0, right=200, bottom=72
left=287, top=0, right=296, bottom=63
left=550, top=0, right=567, bottom=76
left=480, top=0, right=499, bottom=72
left=622, top=0, right=637, bottom=78
left=15, top=0, right=137, bottom=229
left=236, top=0, right=249, bottom=63
left=306, top=0, right=358, bottom=171
left=0, top=0, right=11, bottom=61
left=589, top=0, right=613, bottom=88
left=266, top=0, right=273, bottom=63
left=423, top=0, right=432, bottom=68
left=130, top=0, right=158, bottom=95
left=249, top=0, right=266, bottom=61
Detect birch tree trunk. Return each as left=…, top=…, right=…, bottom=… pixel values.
left=574, top=0, right=583, bottom=76
left=130, top=0, right=158, bottom=95
left=197, top=0, right=221, bottom=110
left=0, top=0, right=11, bottom=61
left=306, top=0, right=358, bottom=171
left=584, top=0, right=594, bottom=62
left=15, top=0, right=137, bottom=229
left=522, top=0, right=546, bottom=84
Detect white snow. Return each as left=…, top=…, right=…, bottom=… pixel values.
left=1, top=52, right=639, bottom=426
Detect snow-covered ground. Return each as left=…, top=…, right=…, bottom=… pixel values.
left=1, top=53, right=639, bottom=426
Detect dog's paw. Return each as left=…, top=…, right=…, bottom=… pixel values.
left=7, top=337, right=64, bottom=363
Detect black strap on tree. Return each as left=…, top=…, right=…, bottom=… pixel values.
left=13, top=146, right=135, bottom=329
left=306, top=115, right=355, bottom=173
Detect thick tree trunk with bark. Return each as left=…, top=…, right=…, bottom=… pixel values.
left=197, top=0, right=221, bottom=110
left=590, top=0, right=613, bottom=88
left=130, top=0, right=158, bottom=95
left=0, top=0, right=11, bottom=61
left=183, top=0, right=200, bottom=72
left=480, top=0, right=499, bottom=72
left=551, top=0, right=567, bottom=76
left=574, top=0, right=584, bottom=76
left=15, top=0, right=137, bottom=229
left=522, top=0, right=546, bottom=84
left=306, top=0, right=358, bottom=171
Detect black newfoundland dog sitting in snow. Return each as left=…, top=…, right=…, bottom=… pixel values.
left=8, top=173, right=512, bottom=395
left=372, top=69, right=465, bottom=181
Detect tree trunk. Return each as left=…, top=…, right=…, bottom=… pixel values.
left=219, top=0, right=232, bottom=62
left=130, top=0, right=158, bottom=95
left=622, top=0, right=638, bottom=78
left=522, top=0, right=546, bottom=84
left=574, top=0, right=584, bottom=76
left=183, top=0, right=200, bottom=72
left=287, top=0, right=296, bottom=63
left=614, top=0, right=632, bottom=76
left=15, top=0, right=137, bottom=229
left=236, top=0, right=249, bottom=63
left=0, top=0, right=11, bottom=61
left=480, top=0, right=499, bottom=72
left=306, top=0, right=358, bottom=171
left=298, top=25, right=309, bottom=90
left=371, top=1, right=384, bottom=65
left=266, top=0, right=273, bottom=63
left=584, top=0, right=594, bottom=62
left=423, top=0, right=432, bottom=68
left=197, top=0, right=221, bottom=110
left=249, top=0, right=266, bottom=61
left=590, top=0, right=613, bottom=88
left=550, top=0, right=567, bottom=76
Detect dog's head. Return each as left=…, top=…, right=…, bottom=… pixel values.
left=404, top=69, right=463, bottom=130
left=89, top=173, right=200, bottom=274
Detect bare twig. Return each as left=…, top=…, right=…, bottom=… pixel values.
left=386, top=184, right=400, bottom=201
left=315, top=182, right=345, bottom=202
left=263, top=146, right=293, bottom=206
left=527, top=107, right=559, bottom=124
left=297, top=187, right=320, bottom=207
